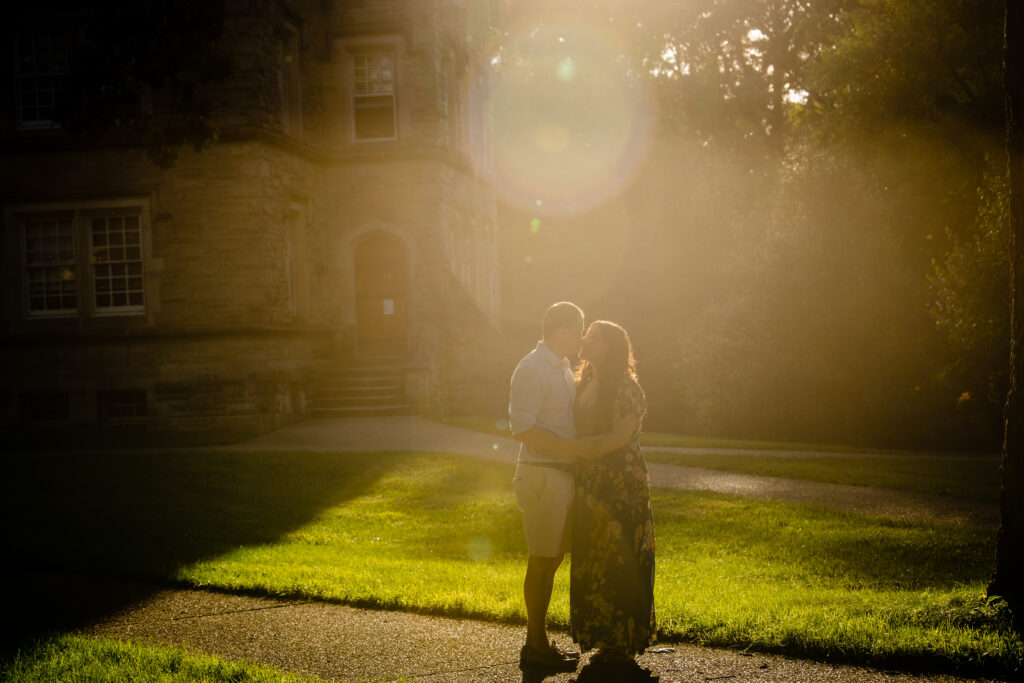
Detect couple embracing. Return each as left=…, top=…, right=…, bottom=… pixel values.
left=510, top=301, right=655, bottom=672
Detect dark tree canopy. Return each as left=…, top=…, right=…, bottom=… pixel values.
left=19, top=0, right=234, bottom=166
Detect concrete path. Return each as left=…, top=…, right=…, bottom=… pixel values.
left=74, top=575, right=995, bottom=683
left=224, top=417, right=998, bottom=527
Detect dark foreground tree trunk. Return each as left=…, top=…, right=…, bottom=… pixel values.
left=990, top=0, right=1024, bottom=631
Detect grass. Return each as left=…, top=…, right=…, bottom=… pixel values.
left=1, top=450, right=1019, bottom=677
left=643, top=451, right=1002, bottom=502
left=0, top=633, right=383, bottom=683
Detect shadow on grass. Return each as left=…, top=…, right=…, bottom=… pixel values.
left=653, top=491, right=997, bottom=592
left=0, top=450, right=401, bottom=657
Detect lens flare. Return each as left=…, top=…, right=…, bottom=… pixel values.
left=535, top=122, right=570, bottom=152
left=480, top=19, right=650, bottom=216
left=556, top=57, right=576, bottom=82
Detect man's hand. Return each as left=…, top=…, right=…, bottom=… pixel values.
left=515, top=427, right=580, bottom=458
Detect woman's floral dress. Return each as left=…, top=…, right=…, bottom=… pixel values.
left=570, top=374, right=655, bottom=655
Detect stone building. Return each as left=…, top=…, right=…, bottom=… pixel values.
left=1, top=0, right=504, bottom=436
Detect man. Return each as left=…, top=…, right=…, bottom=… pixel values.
left=509, top=301, right=595, bottom=670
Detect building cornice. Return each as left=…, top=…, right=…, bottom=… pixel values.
left=0, top=324, right=336, bottom=347
left=0, top=130, right=481, bottom=178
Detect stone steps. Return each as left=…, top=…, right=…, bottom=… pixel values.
left=310, top=357, right=414, bottom=417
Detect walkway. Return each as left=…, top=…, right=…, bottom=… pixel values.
left=68, top=574, right=994, bottom=683
left=224, top=417, right=998, bottom=527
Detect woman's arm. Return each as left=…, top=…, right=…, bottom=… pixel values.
left=582, top=411, right=640, bottom=456
left=515, top=427, right=601, bottom=458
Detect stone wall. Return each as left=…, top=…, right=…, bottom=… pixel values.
left=1, top=329, right=332, bottom=433
left=0, top=138, right=336, bottom=433
left=0, top=0, right=503, bottom=433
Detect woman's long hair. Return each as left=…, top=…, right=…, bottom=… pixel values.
left=576, top=320, right=637, bottom=431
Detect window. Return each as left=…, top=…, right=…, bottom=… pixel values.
left=286, top=202, right=309, bottom=318
left=445, top=51, right=468, bottom=149
left=91, top=213, right=144, bottom=313
left=277, top=24, right=302, bottom=137
left=16, top=202, right=147, bottom=318
left=16, top=28, right=69, bottom=129
left=23, top=215, right=77, bottom=315
left=352, top=51, right=396, bottom=140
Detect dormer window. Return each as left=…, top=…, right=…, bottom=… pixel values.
left=352, top=50, right=396, bottom=141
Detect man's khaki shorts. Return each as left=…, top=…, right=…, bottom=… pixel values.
left=513, top=462, right=574, bottom=558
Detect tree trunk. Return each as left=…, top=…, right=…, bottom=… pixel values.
left=990, top=0, right=1024, bottom=631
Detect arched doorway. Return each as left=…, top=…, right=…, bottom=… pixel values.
left=354, top=232, right=408, bottom=357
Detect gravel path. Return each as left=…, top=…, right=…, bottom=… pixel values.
left=225, top=417, right=998, bottom=527
left=72, top=576, right=997, bottom=683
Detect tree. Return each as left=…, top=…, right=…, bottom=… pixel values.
left=22, top=1, right=234, bottom=167
left=928, top=158, right=1011, bottom=446
left=642, top=0, right=851, bottom=161
left=781, top=0, right=1009, bottom=448
left=990, top=0, right=1024, bottom=631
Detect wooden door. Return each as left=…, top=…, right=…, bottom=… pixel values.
left=355, top=233, right=408, bottom=356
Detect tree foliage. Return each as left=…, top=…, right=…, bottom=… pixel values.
left=499, top=0, right=1009, bottom=450
left=29, top=0, right=234, bottom=166
left=642, top=0, right=852, bottom=159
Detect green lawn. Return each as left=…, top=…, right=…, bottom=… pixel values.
left=1, top=450, right=1019, bottom=677
left=0, top=634, right=315, bottom=683
left=643, top=451, right=1002, bottom=502
left=0, top=634, right=405, bottom=683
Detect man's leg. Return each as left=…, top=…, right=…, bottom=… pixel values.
left=524, top=554, right=562, bottom=651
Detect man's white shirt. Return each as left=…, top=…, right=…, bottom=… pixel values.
left=508, top=340, right=576, bottom=464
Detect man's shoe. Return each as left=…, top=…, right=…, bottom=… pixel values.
left=519, top=643, right=578, bottom=671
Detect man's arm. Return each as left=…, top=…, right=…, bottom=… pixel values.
left=514, top=426, right=594, bottom=458
left=508, top=363, right=599, bottom=459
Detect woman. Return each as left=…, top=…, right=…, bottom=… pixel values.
left=570, top=320, right=655, bottom=663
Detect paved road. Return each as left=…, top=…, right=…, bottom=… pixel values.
left=224, top=417, right=998, bottom=527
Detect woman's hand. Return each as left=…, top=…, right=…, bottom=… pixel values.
left=583, top=413, right=640, bottom=456
left=573, top=437, right=604, bottom=460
